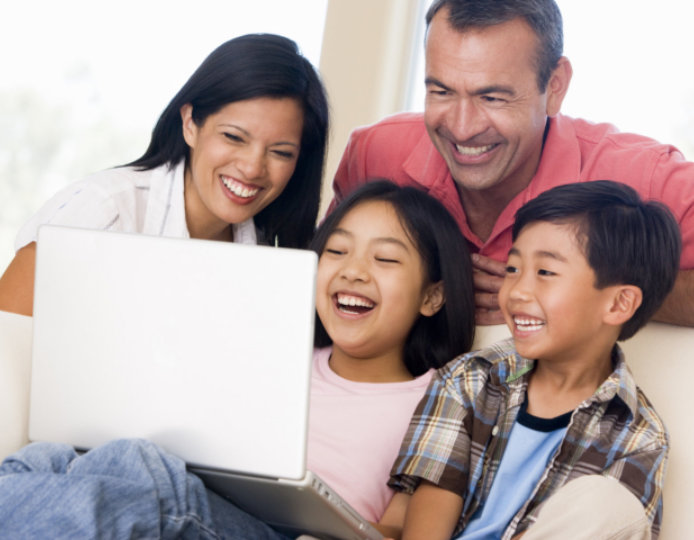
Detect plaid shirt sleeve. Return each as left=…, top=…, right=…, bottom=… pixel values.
left=388, top=353, right=491, bottom=496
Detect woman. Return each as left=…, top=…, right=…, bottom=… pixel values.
left=0, top=33, right=329, bottom=316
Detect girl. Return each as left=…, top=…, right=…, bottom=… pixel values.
left=0, top=181, right=475, bottom=538
left=0, top=33, right=329, bottom=316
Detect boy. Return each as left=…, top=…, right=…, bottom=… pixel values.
left=382, top=181, right=681, bottom=539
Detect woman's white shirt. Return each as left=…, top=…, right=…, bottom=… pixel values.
left=15, top=161, right=257, bottom=249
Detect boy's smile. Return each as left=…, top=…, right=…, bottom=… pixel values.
left=499, top=221, right=619, bottom=366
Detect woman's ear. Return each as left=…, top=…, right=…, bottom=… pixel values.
left=180, top=103, right=197, bottom=147
left=603, top=285, right=643, bottom=327
left=420, top=281, right=445, bottom=317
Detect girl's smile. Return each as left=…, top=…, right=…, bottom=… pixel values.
left=315, top=200, right=441, bottom=380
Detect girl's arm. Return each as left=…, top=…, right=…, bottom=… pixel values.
left=402, top=481, right=462, bottom=540
left=372, top=491, right=411, bottom=539
left=0, top=243, right=36, bottom=316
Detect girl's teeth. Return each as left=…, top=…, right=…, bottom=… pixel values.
left=337, top=294, right=374, bottom=308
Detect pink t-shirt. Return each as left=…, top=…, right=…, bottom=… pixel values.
left=331, top=112, right=694, bottom=269
left=307, top=347, right=433, bottom=522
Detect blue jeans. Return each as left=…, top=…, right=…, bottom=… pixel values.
left=0, top=439, right=291, bottom=539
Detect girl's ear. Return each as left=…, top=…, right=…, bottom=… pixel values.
left=603, top=285, right=642, bottom=327
left=420, top=281, right=445, bottom=317
left=180, top=103, right=197, bottom=148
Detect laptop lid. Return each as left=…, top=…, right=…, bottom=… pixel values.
left=29, top=225, right=317, bottom=480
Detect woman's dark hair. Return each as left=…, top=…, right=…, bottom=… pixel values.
left=512, top=180, right=681, bottom=340
left=311, top=180, right=475, bottom=376
left=127, top=34, right=329, bottom=249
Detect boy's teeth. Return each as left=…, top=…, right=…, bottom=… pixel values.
left=222, top=176, right=259, bottom=198
left=455, top=143, right=494, bottom=156
left=514, top=316, right=545, bottom=331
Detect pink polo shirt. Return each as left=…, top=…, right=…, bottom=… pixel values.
left=331, top=112, right=694, bottom=268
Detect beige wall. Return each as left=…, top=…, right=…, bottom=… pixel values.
left=318, top=0, right=424, bottom=215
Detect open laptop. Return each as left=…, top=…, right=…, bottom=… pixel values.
left=29, top=225, right=383, bottom=540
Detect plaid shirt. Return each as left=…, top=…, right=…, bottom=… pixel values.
left=389, top=339, right=668, bottom=539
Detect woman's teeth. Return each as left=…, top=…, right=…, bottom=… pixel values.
left=222, top=176, right=260, bottom=198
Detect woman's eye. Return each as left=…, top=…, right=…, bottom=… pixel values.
left=272, top=150, right=296, bottom=160
left=224, top=133, right=244, bottom=143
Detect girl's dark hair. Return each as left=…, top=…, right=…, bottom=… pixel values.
left=311, top=180, right=475, bottom=376
left=127, top=34, right=329, bottom=249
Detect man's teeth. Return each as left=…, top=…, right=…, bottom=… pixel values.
left=514, top=316, right=545, bottom=331
left=455, top=144, right=494, bottom=156
left=222, top=176, right=259, bottom=198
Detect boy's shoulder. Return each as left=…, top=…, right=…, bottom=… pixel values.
left=600, top=347, right=669, bottom=448
left=437, top=338, right=533, bottom=390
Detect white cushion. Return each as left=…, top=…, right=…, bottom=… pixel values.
left=0, top=309, right=32, bottom=459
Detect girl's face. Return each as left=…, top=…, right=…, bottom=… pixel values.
left=181, top=97, right=303, bottom=240
left=315, top=200, right=443, bottom=368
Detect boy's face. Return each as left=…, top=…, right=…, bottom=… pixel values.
left=499, top=221, right=618, bottom=364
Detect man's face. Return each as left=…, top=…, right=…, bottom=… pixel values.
left=424, top=12, right=563, bottom=199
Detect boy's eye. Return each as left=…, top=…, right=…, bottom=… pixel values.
left=537, top=269, right=556, bottom=276
left=505, top=265, right=518, bottom=274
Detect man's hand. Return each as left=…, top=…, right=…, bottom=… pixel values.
left=472, top=253, right=506, bottom=326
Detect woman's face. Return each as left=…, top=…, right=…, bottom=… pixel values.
left=181, top=97, right=304, bottom=240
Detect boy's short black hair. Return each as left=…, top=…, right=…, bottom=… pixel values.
left=512, top=180, right=681, bottom=340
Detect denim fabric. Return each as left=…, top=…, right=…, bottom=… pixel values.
left=0, top=439, right=290, bottom=540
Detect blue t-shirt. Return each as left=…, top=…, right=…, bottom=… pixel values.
left=458, top=399, right=571, bottom=539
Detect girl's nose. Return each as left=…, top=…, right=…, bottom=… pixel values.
left=340, top=255, right=369, bottom=282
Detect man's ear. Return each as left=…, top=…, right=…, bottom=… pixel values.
left=180, top=103, right=197, bottom=147
left=420, top=281, right=445, bottom=317
left=603, top=285, right=643, bottom=327
left=545, top=56, right=572, bottom=117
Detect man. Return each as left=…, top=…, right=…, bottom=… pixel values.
left=331, top=0, right=694, bottom=326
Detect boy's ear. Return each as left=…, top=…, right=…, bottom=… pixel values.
left=420, top=281, right=445, bottom=317
left=603, top=285, right=643, bottom=327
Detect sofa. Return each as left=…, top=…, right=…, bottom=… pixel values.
left=1, top=309, right=691, bottom=538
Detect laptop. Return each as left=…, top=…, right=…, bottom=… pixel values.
left=29, top=225, right=383, bottom=540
